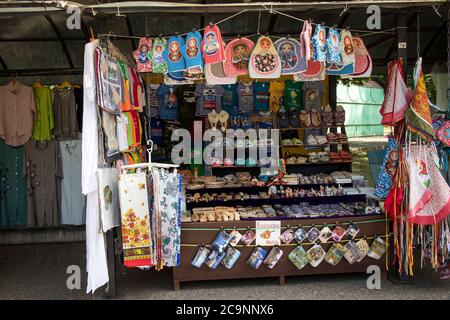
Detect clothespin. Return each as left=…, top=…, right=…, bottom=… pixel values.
left=209, top=21, right=214, bottom=27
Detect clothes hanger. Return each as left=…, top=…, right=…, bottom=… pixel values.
left=33, top=78, right=43, bottom=88
left=59, top=75, right=72, bottom=88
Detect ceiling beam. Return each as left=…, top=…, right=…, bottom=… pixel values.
left=45, top=15, right=74, bottom=68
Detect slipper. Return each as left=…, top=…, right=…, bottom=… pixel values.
left=337, top=133, right=348, bottom=143
left=286, top=156, right=297, bottom=164
left=296, top=156, right=308, bottom=164
left=322, top=105, right=333, bottom=126
left=335, top=105, right=345, bottom=126
left=300, top=110, right=311, bottom=128
left=327, top=132, right=339, bottom=143
left=211, top=158, right=222, bottom=166
left=289, top=109, right=300, bottom=128
left=292, top=138, right=303, bottom=145
left=306, top=135, right=318, bottom=145
left=329, top=152, right=341, bottom=162
left=218, top=110, right=229, bottom=132
left=246, top=158, right=257, bottom=167
left=282, top=139, right=293, bottom=146
left=310, top=108, right=322, bottom=128
left=223, top=158, right=234, bottom=166
left=235, top=158, right=245, bottom=166
left=279, top=109, right=290, bottom=128
left=315, top=135, right=328, bottom=145
left=208, top=110, right=219, bottom=130
left=338, top=151, right=352, bottom=161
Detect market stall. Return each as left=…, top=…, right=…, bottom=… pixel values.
left=0, top=0, right=449, bottom=297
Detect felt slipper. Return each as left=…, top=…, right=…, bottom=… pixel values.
left=286, top=156, right=297, bottom=164
left=282, top=139, right=293, bottom=146
left=279, top=109, right=290, bottom=128
left=289, top=109, right=300, bottom=128
left=327, top=132, right=339, bottom=143
left=337, top=133, right=348, bottom=143
left=329, top=152, right=341, bottom=162
left=310, top=108, right=322, bottom=128
left=306, top=135, right=318, bottom=145
left=208, top=110, right=219, bottom=130
left=322, top=105, right=333, bottom=126
left=292, top=138, right=303, bottom=145
left=296, top=156, right=308, bottom=164
left=218, top=110, right=230, bottom=132
left=300, top=110, right=311, bottom=128
left=334, top=105, right=345, bottom=126
left=315, top=135, right=328, bottom=145
left=338, top=150, right=352, bottom=161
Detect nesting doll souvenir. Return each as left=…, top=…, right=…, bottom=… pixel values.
left=182, top=31, right=203, bottom=70
left=274, top=37, right=306, bottom=75
left=223, top=37, right=255, bottom=77
left=295, top=20, right=326, bottom=81
left=150, top=37, right=168, bottom=74
left=202, top=24, right=226, bottom=64
left=341, top=37, right=372, bottom=78
left=326, top=27, right=341, bottom=64
left=163, top=35, right=186, bottom=73
left=133, top=37, right=152, bottom=73
left=249, top=36, right=282, bottom=79
left=312, top=24, right=327, bottom=62
left=205, top=41, right=237, bottom=85
left=326, top=28, right=355, bottom=75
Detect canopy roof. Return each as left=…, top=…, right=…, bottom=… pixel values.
left=0, top=1, right=448, bottom=84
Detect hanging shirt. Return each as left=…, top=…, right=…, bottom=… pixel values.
left=25, top=140, right=62, bottom=227
left=116, top=114, right=129, bottom=152
left=158, top=85, right=178, bottom=120
left=182, top=31, right=203, bottom=70
left=53, top=87, right=78, bottom=139
left=221, top=84, right=238, bottom=114
left=326, top=27, right=341, bottom=64
left=32, top=86, right=54, bottom=142
left=0, top=140, right=26, bottom=227
left=150, top=37, right=168, bottom=74
left=177, top=85, right=196, bottom=127
left=163, top=35, right=186, bottom=73
left=59, top=139, right=86, bottom=225
left=237, top=82, right=254, bottom=112
left=269, top=81, right=285, bottom=113
left=253, top=82, right=270, bottom=112
left=0, top=82, right=36, bottom=146
left=284, top=80, right=303, bottom=110
left=124, top=110, right=143, bottom=149
left=150, top=117, right=164, bottom=145
left=202, top=25, right=226, bottom=64
left=302, top=81, right=324, bottom=111
left=96, top=167, right=120, bottom=233
left=145, top=83, right=161, bottom=118
left=133, top=37, right=153, bottom=73
left=194, top=84, right=225, bottom=117
left=312, top=25, right=327, bottom=62
left=82, top=40, right=109, bottom=294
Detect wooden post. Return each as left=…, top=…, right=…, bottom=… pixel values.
left=105, top=228, right=117, bottom=298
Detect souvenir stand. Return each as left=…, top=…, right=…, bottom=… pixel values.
left=2, top=0, right=449, bottom=298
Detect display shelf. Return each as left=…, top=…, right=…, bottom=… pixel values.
left=173, top=214, right=387, bottom=290
left=186, top=193, right=366, bottom=209
left=186, top=182, right=353, bottom=194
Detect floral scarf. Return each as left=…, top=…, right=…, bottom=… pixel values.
left=152, top=168, right=181, bottom=270
left=118, top=172, right=153, bottom=267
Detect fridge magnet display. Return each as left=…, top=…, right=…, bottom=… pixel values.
left=346, top=223, right=360, bottom=239
left=368, top=236, right=386, bottom=260
left=229, top=229, right=243, bottom=247
left=263, top=246, right=284, bottom=269
left=331, top=225, right=346, bottom=242
left=356, top=238, right=370, bottom=262
left=318, top=225, right=333, bottom=243
left=307, top=226, right=321, bottom=243
left=294, top=227, right=307, bottom=243
left=241, top=229, right=257, bottom=245
left=307, top=244, right=327, bottom=267
left=212, top=229, right=232, bottom=253
left=191, top=245, right=211, bottom=268
left=288, top=245, right=310, bottom=270
left=344, top=240, right=362, bottom=264
left=256, top=220, right=281, bottom=246
left=279, top=227, right=295, bottom=244
left=221, top=246, right=241, bottom=269
left=324, top=243, right=347, bottom=266
left=247, top=246, right=268, bottom=270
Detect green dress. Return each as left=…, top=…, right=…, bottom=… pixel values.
left=0, top=139, right=26, bottom=227
left=32, top=86, right=54, bottom=141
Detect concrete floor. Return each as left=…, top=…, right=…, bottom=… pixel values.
left=0, top=242, right=449, bottom=300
